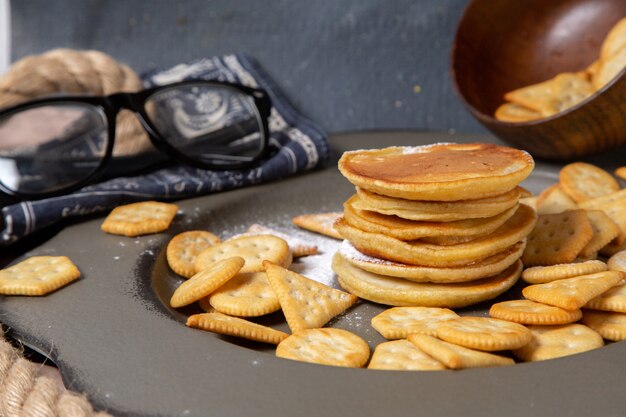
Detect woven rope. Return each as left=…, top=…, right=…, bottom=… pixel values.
left=0, top=48, right=151, bottom=156
left=0, top=334, right=113, bottom=416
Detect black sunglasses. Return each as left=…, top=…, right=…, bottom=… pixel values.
left=0, top=80, right=272, bottom=200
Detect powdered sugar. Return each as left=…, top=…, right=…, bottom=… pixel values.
left=338, top=239, right=398, bottom=266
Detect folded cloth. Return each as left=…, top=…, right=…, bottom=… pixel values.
left=0, top=54, right=329, bottom=245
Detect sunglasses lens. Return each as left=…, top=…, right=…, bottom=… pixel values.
left=144, top=83, right=266, bottom=165
left=0, top=102, right=108, bottom=195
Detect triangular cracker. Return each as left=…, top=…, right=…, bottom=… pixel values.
left=263, top=261, right=358, bottom=333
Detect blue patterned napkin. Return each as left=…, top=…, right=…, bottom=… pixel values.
left=0, top=54, right=329, bottom=245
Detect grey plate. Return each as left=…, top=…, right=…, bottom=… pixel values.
left=2, top=132, right=625, bottom=417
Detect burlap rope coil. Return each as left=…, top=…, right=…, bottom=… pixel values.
left=0, top=48, right=151, bottom=156
left=0, top=49, right=145, bottom=415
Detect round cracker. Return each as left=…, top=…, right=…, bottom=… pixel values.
left=371, top=306, right=459, bottom=339
left=560, top=162, right=620, bottom=203
left=208, top=272, right=280, bottom=317
left=489, top=300, right=582, bottom=325
left=608, top=250, right=626, bottom=274
left=581, top=310, right=626, bottom=341
left=195, top=235, right=292, bottom=274
left=166, top=230, right=222, bottom=278
left=513, top=324, right=604, bottom=362
left=521, top=260, right=608, bottom=284
left=332, top=252, right=522, bottom=308
left=436, top=316, right=532, bottom=352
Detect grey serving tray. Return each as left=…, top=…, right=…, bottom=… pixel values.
left=2, top=132, right=626, bottom=417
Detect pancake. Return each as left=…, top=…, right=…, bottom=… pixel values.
left=338, top=143, right=534, bottom=201
left=332, top=253, right=522, bottom=308
left=338, top=240, right=526, bottom=283
left=343, top=194, right=518, bottom=241
left=353, top=186, right=525, bottom=221
left=334, top=203, right=537, bottom=268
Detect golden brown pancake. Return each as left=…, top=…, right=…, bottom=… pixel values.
left=353, top=186, right=524, bottom=221
left=338, top=240, right=526, bottom=283
left=343, top=194, right=517, bottom=241
left=333, top=204, right=537, bottom=267
left=332, top=253, right=522, bottom=308
left=338, top=143, right=534, bottom=201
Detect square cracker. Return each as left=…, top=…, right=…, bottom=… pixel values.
left=580, top=189, right=626, bottom=245
left=522, top=210, right=593, bottom=267
left=522, top=270, right=624, bottom=310
left=0, top=256, right=80, bottom=296
left=101, top=201, right=178, bottom=237
left=263, top=260, right=358, bottom=333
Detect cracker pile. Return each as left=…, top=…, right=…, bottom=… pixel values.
left=332, top=143, right=537, bottom=308
left=495, top=17, right=626, bottom=122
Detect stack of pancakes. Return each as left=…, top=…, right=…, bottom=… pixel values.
left=331, top=143, right=538, bottom=308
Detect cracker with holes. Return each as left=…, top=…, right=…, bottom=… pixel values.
left=407, top=334, right=514, bottom=369
left=582, top=310, right=626, bottom=341
left=170, top=257, right=244, bottom=308
left=101, top=201, right=178, bottom=237
left=522, top=270, right=624, bottom=310
left=0, top=256, right=81, bottom=296
left=240, top=224, right=318, bottom=257
left=538, top=73, right=594, bottom=117
left=368, top=340, right=446, bottom=371
left=580, top=210, right=621, bottom=258
left=580, top=189, right=626, bottom=245
left=187, top=312, right=288, bottom=345
left=535, top=184, right=578, bottom=215
left=436, top=316, right=532, bottom=352
left=560, top=162, right=620, bottom=203
left=522, top=210, right=593, bottom=266
left=166, top=230, right=222, bottom=278
left=208, top=272, right=280, bottom=317
left=276, top=328, right=370, bottom=368
left=513, top=324, right=604, bottom=362
left=522, top=260, right=608, bottom=284
left=371, top=307, right=459, bottom=339
left=263, top=260, right=358, bottom=333
left=292, top=212, right=343, bottom=239
left=584, top=283, right=626, bottom=313
left=195, top=235, right=292, bottom=274
left=489, top=300, right=582, bottom=325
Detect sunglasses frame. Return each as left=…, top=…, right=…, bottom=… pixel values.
left=0, top=80, right=272, bottom=200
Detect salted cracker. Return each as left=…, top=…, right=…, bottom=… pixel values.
left=292, top=212, right=343, bottom=239
left=0, top=256, right=81, bottom=296
left=263, top=260, right=358, bottom=333
left=580, top=210, right=621, bottom=258
left=208, top=272, right=280, bottom=317
left=371, top=307, right=459, bottom=339
left=522, top=260, right=608, bottom=284
left=276, top=328, right=370, bottom=368
left=101, top=201, right=178, bottom=237
left=239, top=224, right=318, bottom=257
left=436, top=316, right=532, bottom=352
left=607, top=250, right=626, bottom=273
left=187, top=312, right=288, bottom=345
left=407, top=334, right=514, bottom=370
left=170, top=257, right=244, bottom=308
left=494, top=102, right=541, bottom=123
left=195, top=235, right=292, bottom=274
left=580, top=189, right=626, bottom=245
left=581, top=310, right=626, bottom=341
left=513, top=324, right=604, bottom=362
left=489, top=299, right=582, bottom=325
left=368, top=340, right=446, bottom=371
left=522, top=210, right=593, bottom=267
left=166, top=230, right=222, bottom=278
left=584, top=283, right=626, bottom=313
left=560, top=162, right=620, bottom=203
left=535, top=183, right=578, bottom=215
left=522, top=270, right=624, bottom=310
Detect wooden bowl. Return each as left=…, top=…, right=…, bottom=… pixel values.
left=451, top=0, right=626, bottom=160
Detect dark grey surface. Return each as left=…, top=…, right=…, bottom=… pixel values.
left=10, top=0, right=486, bottom=135
left=1, top=132, right=626, bottom=417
